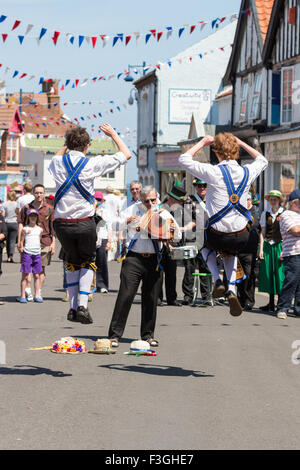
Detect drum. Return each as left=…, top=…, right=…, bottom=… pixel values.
left=136, top=209, right=174, bottom=241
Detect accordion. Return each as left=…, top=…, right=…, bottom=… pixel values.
left=136, top=209, right=175, bottom=241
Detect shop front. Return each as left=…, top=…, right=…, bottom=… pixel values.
left=259, top=130, right=300, bottom=200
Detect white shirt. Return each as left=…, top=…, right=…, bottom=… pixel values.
left=17, top=194, right=35, bottom=211
left=104, top=193, right=123, bottom=225
left=48, top=150, right=127, bottom=219
left=95, top=204, right=111, bottom=247
left=124, top=202, right=182, bottom=253
left=280, top=210, right=300, bottom=257
left=178, top=154, right=268, bottom=233
left=23, top=225, right=43, bottom=255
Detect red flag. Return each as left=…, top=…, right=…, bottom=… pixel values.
left=157, top=32, right=163, bottom=41
left=60, top=85, right=64, bottom=91
left=98, top=76, right=104, bottom=80
left=220, top=17, right=226, bottom=23
left=156, top=64, right=161, bottom=70
left=125, top=35, right=131, bottom=45
left=2, top=34, right=7, bottom=42
left=20, top=73, right=27, bottom=79
left=75, top=79, right=79, bottom=87
left=63, top=102, right=68, bottom=106
left=190, top=25, right=196, bottom=34
left=149, top=29, right=156, bottom=38
left=91, top=36, right=97, bottom=48
left=12, top=20, right=21, bottom=30
left=52, top=31, right=60, bottom=45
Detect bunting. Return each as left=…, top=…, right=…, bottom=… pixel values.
left=0, top=10, right=245, bottom=48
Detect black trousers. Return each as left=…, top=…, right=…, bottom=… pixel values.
left=158, top=253, right=177, bottom=303
left=96, top=239, right=109, bottom=289
left=206, top=227, right=250, bottom=255
left=182, top=255, right=210, bottom=301
left=6, top=222, right=18, bottom=259
left=108, top=252, right=161, bottom=340
left=53, top=218, right=96, bottom=267
left=237, top=252, right=257, bottom=308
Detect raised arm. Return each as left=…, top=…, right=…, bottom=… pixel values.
left=100, top=124, right=131, bottom=160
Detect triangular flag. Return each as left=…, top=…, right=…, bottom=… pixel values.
left=190, top=25, right=196, bottom=34
left=65, top=79, right=70, bottom=86
left=12, top=20, right=21, bottom=31
left=149, top=29, right=156, bottom=38
left=125, top=35, right=131, bottom=46
left=166, top=27, right=173, bottom=39
left=157, top=32, right=163, bottom=41
left=19, top=73, right=27, bottom=79
left=134, top=32, right=140, bottom=43
left=0, top=15, right=7, bottom=23
left=18, top=35, right=24, bottom=44
left=85, top=36, right=90, bottom=44
left=80, top=79, right=88, bottom=86
left=100, top=34, right=109, bottom=47
left=75, top=79, right=80, bottom=87
left=145, top=33, right=151, bottom=44
left=25, top=24, right=33, bottom=35
left=91, top=36, right=97, bottom=48
left=178, top=27, right=185, bottom=37
left=78, top=35, right=84, bottom=47
left=200, top=22, right=206, bottom=31
left=2, top=34, right=8, bottom=42
left=12, top=70, right=19, bottom=78
left=39, top=77, right=44, bottom=84
left=39, top=28, right=47, bottom=40
left=52, top=31, right=60, bottom=45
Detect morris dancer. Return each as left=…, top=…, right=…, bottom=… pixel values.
left=49, top=125, right=131, bottom=324
left=178, top=133, right=268, bottom=316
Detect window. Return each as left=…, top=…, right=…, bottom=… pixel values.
left=6, top=136, right=19, bottom=164
left=239, top=79, right=249, bottom=121
left=250, top=73, right=262, bottom=119
left=281, top=67, right=293, bottom=123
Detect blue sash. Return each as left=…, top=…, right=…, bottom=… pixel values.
left=206, top=165, right=252, bottom=228
left=54, top=153, right=95, bottom=208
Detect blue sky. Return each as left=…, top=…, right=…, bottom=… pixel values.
left=0, top=0, right=242, bottom=181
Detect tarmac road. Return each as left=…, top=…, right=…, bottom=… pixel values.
left=1, top=254, right=300, bottom=450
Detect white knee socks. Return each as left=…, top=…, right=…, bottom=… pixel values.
left=78, top=268, right=94, bottom=308
left=222, top=256, right=238, bottom=295
left=65, top=270, right=80, bottom=311
left=201, top=248, right=220, bottom=282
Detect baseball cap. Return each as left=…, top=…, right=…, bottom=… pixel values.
left=46, top=194, right=55, bottom=200
left=27, top=208, right=39, bottom=216
left=288, top=189, right=300, bottom=201
left=94, top=191, right=105, bottom=200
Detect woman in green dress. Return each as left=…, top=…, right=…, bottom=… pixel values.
left=258, top=190, right=285, bottom=312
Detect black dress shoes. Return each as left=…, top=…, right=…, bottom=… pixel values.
left=167, top=300, right=182, bottom=307
left=67, top=308, right=78, bottom=322
left=76, top=306, right=93, bottom=324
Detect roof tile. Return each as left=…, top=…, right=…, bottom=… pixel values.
left=256, top=0, right=275, bottom=42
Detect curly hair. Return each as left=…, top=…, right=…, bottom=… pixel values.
left=213, top=132, right=239, bottom=161
left=65, top=127, right=90, bottom=152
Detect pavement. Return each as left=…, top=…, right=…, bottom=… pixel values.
left=1, top=253, right=300, bottom=450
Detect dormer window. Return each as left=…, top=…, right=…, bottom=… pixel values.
left=7, top=135, right=19, bottom=164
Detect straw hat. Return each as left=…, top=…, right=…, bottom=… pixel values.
left=124, top=340, right=157, bottom=356
left=264, top=190, right=284, bottom=203
left=88, top=338, right=116, bottom=355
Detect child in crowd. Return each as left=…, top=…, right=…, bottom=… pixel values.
left=19, top=209, right=43, bottom=303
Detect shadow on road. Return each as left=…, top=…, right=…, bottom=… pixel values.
left=0, top=365, right=72, bottom=377
left=99, top=363, right=214, bottom=378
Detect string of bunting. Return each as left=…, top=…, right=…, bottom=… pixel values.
left=0, top=39, right=236, bottom=89
left=0, top=10, right=250, bottom=48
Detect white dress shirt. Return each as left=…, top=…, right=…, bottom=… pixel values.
left=48, top=150, right=127, bottom=219
left=124, top=202, right=182, bottom=253
left=95, top=204, right=111, bottom=248
left=178, top=154, right=268, bottom=233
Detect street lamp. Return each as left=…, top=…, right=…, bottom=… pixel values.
left=124, top=61, right=147, bottom=82
left=128, top=88, right=138, bottom=105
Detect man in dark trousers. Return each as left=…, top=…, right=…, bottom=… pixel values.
left=0, top=213, right=7, bottom=305
left=182, top=178, right=210, bottom=305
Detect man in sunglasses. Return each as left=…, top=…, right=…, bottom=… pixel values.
left=108, top=185, right=181, bottom=348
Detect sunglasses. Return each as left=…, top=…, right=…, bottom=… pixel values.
left=144, top=198, right=157, bottom=203
left=196, top=184, right=207, bottom=188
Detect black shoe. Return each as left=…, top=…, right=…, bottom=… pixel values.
left=260, top=303, right=275, bottom=312
left=244, top=303, right=253, bottom=311
left=212, top=279, right=226, bottom=299
left=157, top=299, right=164, bottom=306
left=67, top=308, right=78, bottom=322
left=225, top=291, right=243, bottom=317
left=76, top=306, right=93, bottom=324
left=182, top=298, right=193, bottom=305
left=167, top=301, right=182, bottom=307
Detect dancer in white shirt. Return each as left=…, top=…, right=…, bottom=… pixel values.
left=49, top=124, right=131, bottom=324
left=178, top=133, right=268, bottom=316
